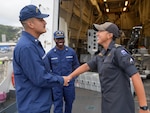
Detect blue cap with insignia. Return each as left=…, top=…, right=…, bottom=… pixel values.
left=19, top=5, right=49, bottom=21
left=54, top=30, right=65, bottom=39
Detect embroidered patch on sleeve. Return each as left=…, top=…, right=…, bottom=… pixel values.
left=121, top=50, right=127, bottom=55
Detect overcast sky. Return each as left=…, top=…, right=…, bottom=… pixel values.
left=0, top=0, right=31, bottom=27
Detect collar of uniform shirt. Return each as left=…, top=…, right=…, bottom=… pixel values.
left=35, top=39, right=42, bottom=47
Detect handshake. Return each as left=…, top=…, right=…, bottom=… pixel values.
left=63, top=75, right=73, bottom=86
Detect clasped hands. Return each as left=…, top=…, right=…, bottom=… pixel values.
left=63, top=75, right=72, bottom=86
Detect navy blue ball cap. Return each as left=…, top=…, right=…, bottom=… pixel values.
left=54, top=30, right=65, bottom=39
left=19, top=5, right=49, bottom=21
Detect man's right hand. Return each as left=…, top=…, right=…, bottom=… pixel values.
left=63, top=76, right=70, bottom=86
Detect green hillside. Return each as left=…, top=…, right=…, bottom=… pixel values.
left=0, top=24, right=22, bottom=42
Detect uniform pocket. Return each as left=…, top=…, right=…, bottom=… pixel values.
left=66, top=56, right=73, bottom=62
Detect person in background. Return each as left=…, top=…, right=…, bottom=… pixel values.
left=47, top=30, right=80, bottom=113
left=13, top=5, right=69, bottom=113
left=67, top=22, right=150, bottom=113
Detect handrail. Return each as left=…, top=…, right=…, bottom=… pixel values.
left=0, top=57, right=13, bottom=93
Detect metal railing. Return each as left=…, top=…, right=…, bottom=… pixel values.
left=0, top=57, right=13, bottom=93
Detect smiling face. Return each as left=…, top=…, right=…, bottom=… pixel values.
left=96, top=31, right=109, bottom=44
left=96, top=30, right=113, bottom=49
left=54, top=38, right=65, bottom=50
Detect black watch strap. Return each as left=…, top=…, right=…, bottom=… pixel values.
left=140, top=106, right=149, bottom=110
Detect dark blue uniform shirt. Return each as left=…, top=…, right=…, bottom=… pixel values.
left=47, top=46, right=79, bottom=84
left=87, top=41, right=138, bottom=113
left=13, top=31, right=64, bottom=113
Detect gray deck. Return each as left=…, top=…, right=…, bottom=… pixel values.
left=57, top=78, right=150, bottom=113
left=1, top=79, right=150, bottom=113
left=50, top=78, right=150, bottom=113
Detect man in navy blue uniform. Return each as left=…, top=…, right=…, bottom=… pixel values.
left=67, top=22, right=150, bottom=113
left=13, top=5, right=69, bottom=113
left=47, top=30, right=80, bottom=113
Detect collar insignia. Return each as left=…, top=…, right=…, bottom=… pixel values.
left=99, top=53, right=103, bottom=56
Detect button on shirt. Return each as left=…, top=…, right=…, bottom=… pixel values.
left=87, top=41, right=138, bottom=113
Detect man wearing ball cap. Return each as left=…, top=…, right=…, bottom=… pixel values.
left=67, top=22, right=150, bottom=113
left=47, top=30, right=80, bottom=113
left=13, top=5, right=69, bottom=113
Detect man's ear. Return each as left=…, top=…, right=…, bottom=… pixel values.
left=54, top=38, right=57, bottom=42
left=109, top=33, right=113, bottom=38
left=27, top=19, right=34, bottom=28
left=28, top=21, right=34, bottom=28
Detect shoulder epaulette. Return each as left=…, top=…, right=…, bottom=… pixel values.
left=114, top=44, right=121, bottom=48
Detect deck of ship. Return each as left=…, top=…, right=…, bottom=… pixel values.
left=52, top=78, right=150, bottom=113
left=0, top=78, right=150, bottom=113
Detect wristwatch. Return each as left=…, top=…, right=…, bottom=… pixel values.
left=140, top=106, right=149, bottom=110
